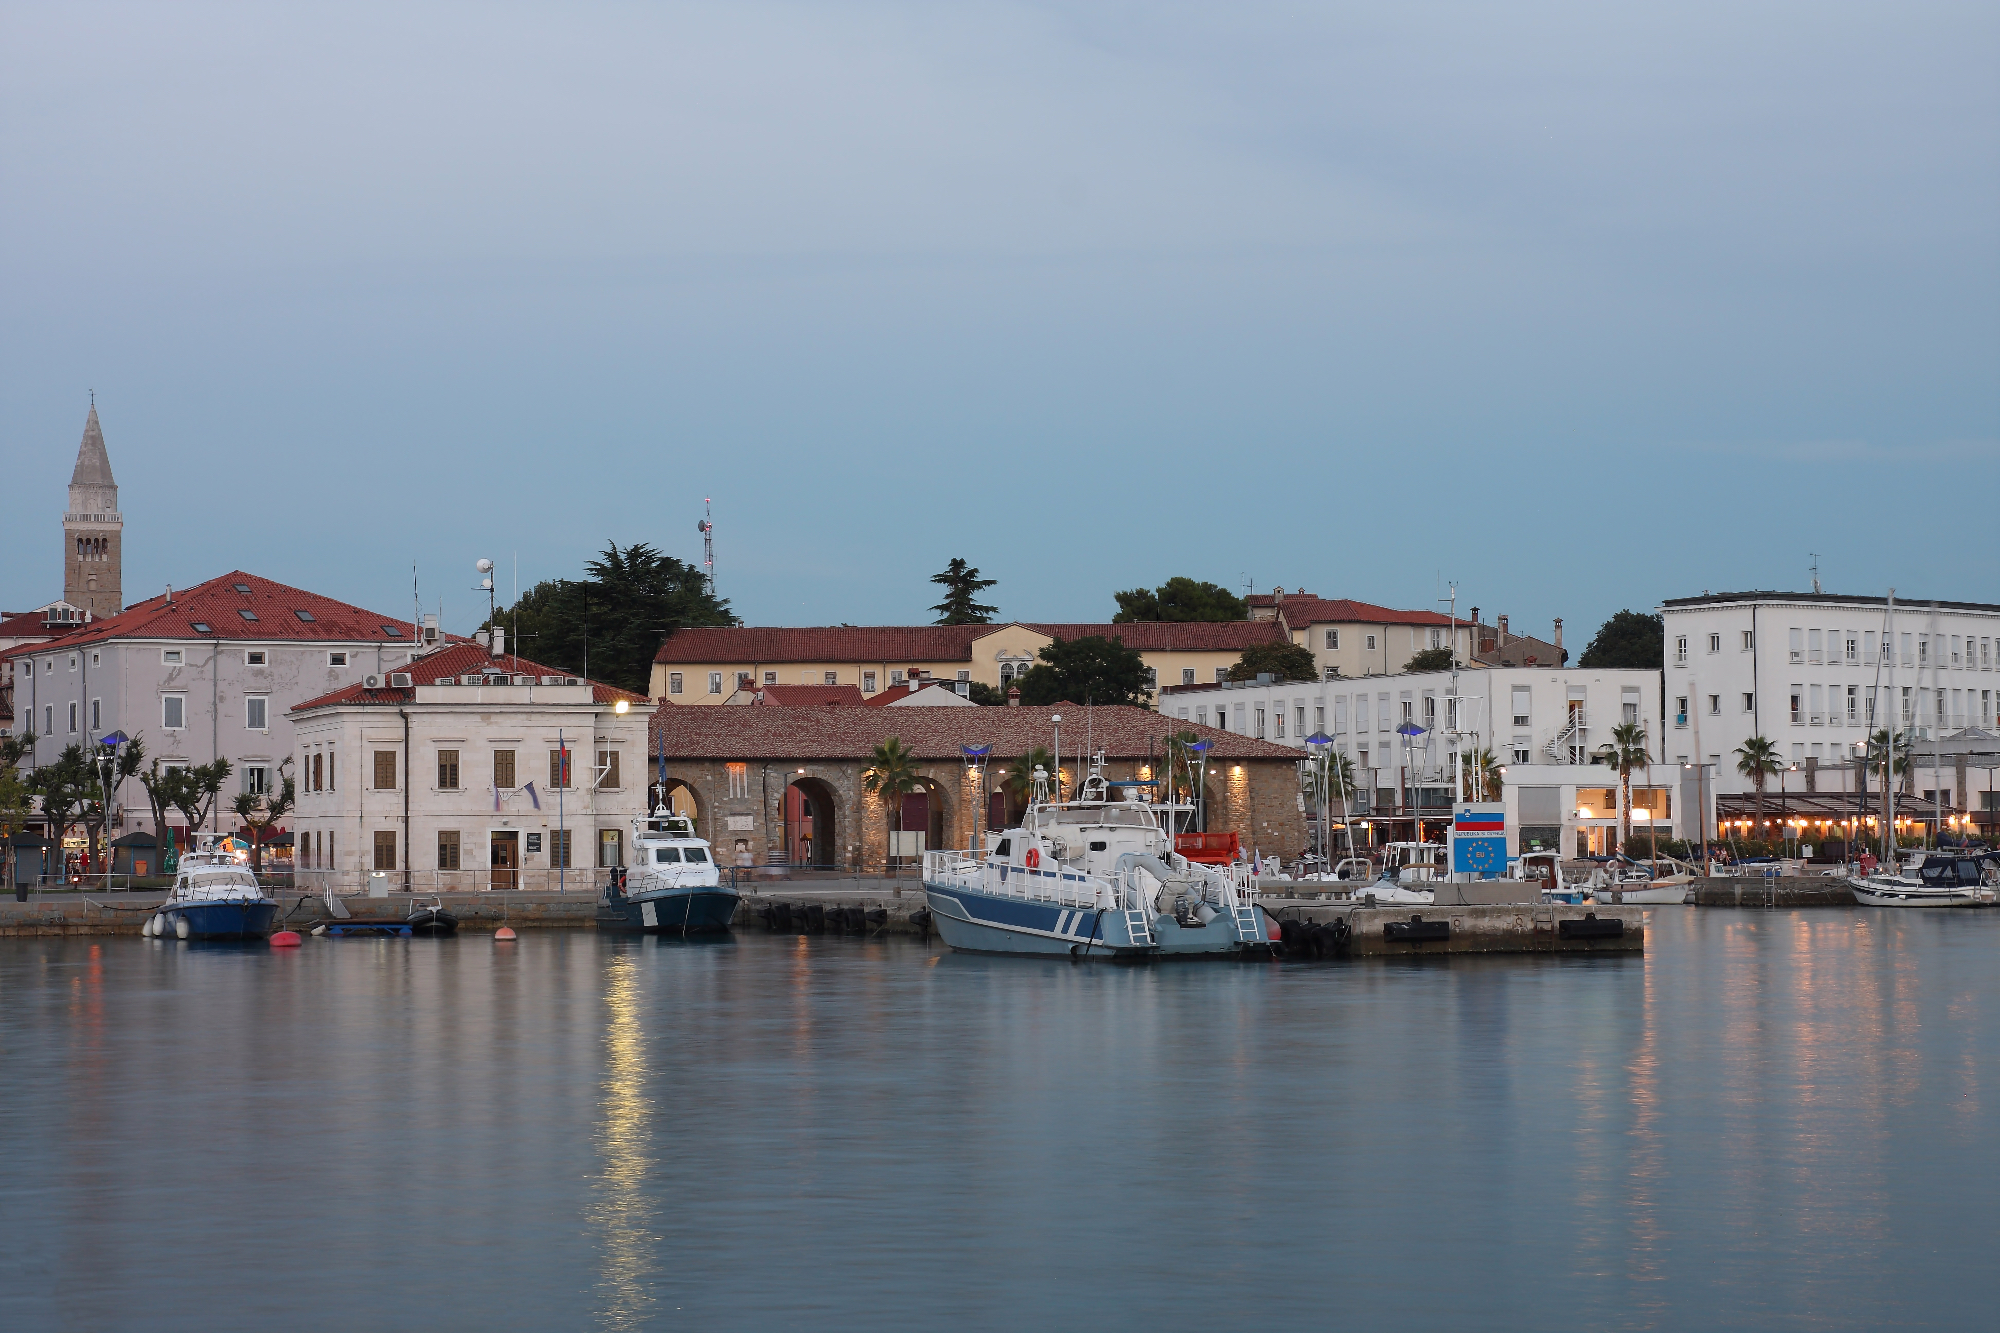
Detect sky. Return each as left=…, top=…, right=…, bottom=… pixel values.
left=4, top=2, right=1995, bottom=648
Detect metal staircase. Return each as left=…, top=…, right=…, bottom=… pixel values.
left=1124, top=909, right=1155, bottom=946
left=1544, top=709, right=1588, bottom=761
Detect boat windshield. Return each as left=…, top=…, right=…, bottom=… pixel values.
left=654, top=848, right=683, bottom=864
left=1044, top=807, right=1156, bottom=827
left=682, top=847, right=709, bottom=863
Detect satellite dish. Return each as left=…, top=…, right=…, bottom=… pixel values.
left=476, top=558, right=494, bottom=573
left=697, top=520, right=711, bottom=535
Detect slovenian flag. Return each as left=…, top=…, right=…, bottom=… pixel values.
left=523, top=781, right=540, bottom=810
left=1455, top=808, right=1505, bottom=833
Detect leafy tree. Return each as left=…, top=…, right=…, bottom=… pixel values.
left=1459, top=747, right=1503, bottom=802
left=1013, top=636, right=1153, bottom=708
left=137, top=758, right=182, bottom=862
left=29, top=745, right=94, bottom=870
left=495, top=542, right=732, bottom=696
left=862, top=737, right=923, bottom=873
left=1226, top=640, right=1318, bottom=683
left=929, top=558, right=998, bottom=625
left=168, top=759, right=233, bottom=839
left=0, top=730, right=36, bottom=892
left=1865, top=729, right=1914, bottom=795
left=965, top=682, right=1007, bottom=706
left=1734, top=735, right=1782, bottom=825
left=1593, top=722, right=1652, bottom=850
left=1577, top=610, right=1664, bottom=669
left=78, top=738, right=146, bottom=879
left=1003, top=746, right=1058, bottom=803
left=1112, top=577, right=1247, bottom=624
left=1403, top=647, right=1456, bottom=673
left=230, top=757, right=295, bottom=877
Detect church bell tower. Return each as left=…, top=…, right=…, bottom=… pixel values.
left=64, top=404, right=123, bottom=616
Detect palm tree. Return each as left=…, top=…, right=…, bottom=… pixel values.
left=1735, top=735, right=1782, bottom=829
left=1458, top=747, right=1502, bottom=802
left=1592, top=722, right=1652, bottom=851
left=1003, top=746, right=1057, bottom=804
left=863, top=737, right=922, bottom=875
left=1865, top=729, right=1913, bottom=794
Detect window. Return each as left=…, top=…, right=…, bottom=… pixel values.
left=890, top=670, right=905, bottom=686
left=549, top=747, right=572, bottom=789
left=438, top=831, right=461, bottom=870
left=1674, top=696, right=1689, bottom=727
left=726, top=762, right=749, bottom=798
left=246, top=650, right=266, bottom=665
left=1511, top=687, right=1531, bottom=727
left=831, top=673, right=844, bottom=686
left=44, top=705, right=51, bottom=733
left=1741, top=630, right=1754, bottom=651
left=1742, top=692, right=1755, bottom=712
left=1808, top=629, right=1822, bottom=664
left=238, top=609, right=258, bottom=622
left=1196, top=707, right=1208, bottom=726
left=380, top=625, right=403, bottom=639
left=1624, top=700, right=1640, bottom=725
left=1919, top=636, right=1929, bottom=666
left=1428, top=629, right=1442, bottom=649
left=1790, top=688, right=1804, bottom=725
left=550, top=829, right=572, bottom=868
left=1845, top=635, right=1859, bottom=665
left=309, top=752, right=322, bottom=791
left=1846, top=685, right=1859, bottom=722
left=1365, top=634, right=1377, bottom=651
left=668, top=672, right=684, bottom=695
left=163, top=649, right=183, bottom=665
left=1325, top=630, right=1339, bottom=650
left=1254, top=708, right=1266, bottom=739
left=1145, top=668, right=1159, bottom=689
left=374, top=750, right=397, bottom=790
left=1709, top=694, right=1721, bottom=715
left=597, top=749, right=621, bottom=789
left=1315, top=706, right=1325, bottom=732
left=294, top=609, right=316, bottom=623
left=1900, top=634, right=1912, bottom=666
left=863, top=672, right=878, bottom=693
left=599, top=829, right=624, bottom=868
left=1675, top=636, right=1689, bottom=665
left=328, top=652, right=348, bottom=667
left=708, top=672, right=723, bottom=694
left=493, top=749, right=516, bottom=788
left=373, top=831, right=397, bottom=871
left=245, top=696, right=268, bottom=730
left=1297, top=706, right=1308, bottom=734
left=1214, top=667, right=1229, bottom=683
left=1809, top=684, right=1823, bottom=724
left=1900, top=686, right=1912, bottom=722
left=163, top=695, right=186, bottom=730
left=438, top=750, right=460, bottom=789
left=1512, top=746, right=1531, bottom=764
left=67, top=702, right=77, bottom=733
left=736, top=672, right=753, bottom=690
left=1182, top=668, right=1196, bottom=685
left=244, top=765, right=270, bottom=795
left=1707, top=633, right=1721, bottom=653
left=765, top=671, right=779, bottom=685
left=90, top=651, right=99, bottom=667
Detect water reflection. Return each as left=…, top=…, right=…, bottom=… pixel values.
left=590, top=948, right=656, bottom=1330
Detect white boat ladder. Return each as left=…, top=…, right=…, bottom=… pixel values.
left=1230, top=905, right=1263, bottom=942
left=1123, top=908, right=1155, bottom=946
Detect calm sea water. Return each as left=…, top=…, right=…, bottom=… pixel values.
left=2, top=910, right=1996, bottom=1331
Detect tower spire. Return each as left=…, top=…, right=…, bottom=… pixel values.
left=64, top=402, right=123, bottom=615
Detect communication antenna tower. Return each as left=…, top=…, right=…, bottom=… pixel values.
left=697, top=500, right=716, bottom=595
left=1809, top=554, right=1822, bottom=595
left=476, top=558, right=496, bottom=625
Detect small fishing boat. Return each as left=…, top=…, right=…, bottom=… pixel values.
left=1849, top=852, right=1999, bottom=908
left=405, top=899, right=459, bottom=937
left=1592, top=856, right=1697, bottom=905
left=599, top=813, right=739, bottom=933
left=143, top=835, right=279, bottom=940
left=923, top=759, right=1272, bottom=958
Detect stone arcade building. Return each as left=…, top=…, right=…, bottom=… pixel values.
left=649, top=704, right=1306, bottom=872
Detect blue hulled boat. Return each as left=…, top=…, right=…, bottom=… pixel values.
left=923, top=761, right=1273, bottom=959
left=143, top=835, right=279, bottom=940
left=598, top=814, right=739, bottom=933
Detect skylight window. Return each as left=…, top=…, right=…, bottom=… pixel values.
left=294, top=610, right=316, bottom=623
left=191, top=622, right=212, bottom=633
left=381, top=625, right=404, bottom=637
left=238, top=609, right=259, bottom=621
left=232, top=584, right=251, bottom=594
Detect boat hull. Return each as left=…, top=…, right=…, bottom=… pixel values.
left=1597, top=885, right=1690, bottom=905
left=599, top=888, right=740, bottom=933
left=924, top=882, right=1266, bottom=958
left=1849, top=879, right=1997, bottom=908
left=164, top=900, right=280, bottom=940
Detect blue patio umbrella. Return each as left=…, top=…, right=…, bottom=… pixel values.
left=1396, top=722, right=1428, bottom=736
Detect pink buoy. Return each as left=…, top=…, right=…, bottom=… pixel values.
left=270, top=931, right=303, bottom=948
left=494, top=926, right=517, bottom=940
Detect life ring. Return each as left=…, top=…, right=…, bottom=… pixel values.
left=1024, top=846, right=1041, bottom=869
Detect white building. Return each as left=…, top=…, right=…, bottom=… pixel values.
left=3, top=571, right=445, bottom=842
left=289, top=640, right=653, bottom=891
left=1160, top=663, right=1664, bottom=854
left=1661, top=591, right=2000, bottom=809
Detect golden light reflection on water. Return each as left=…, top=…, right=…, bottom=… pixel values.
left=590, top=950, right=656, bottom=1330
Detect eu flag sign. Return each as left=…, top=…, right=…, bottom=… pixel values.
left=1451, top=803, right=1507, bottom=875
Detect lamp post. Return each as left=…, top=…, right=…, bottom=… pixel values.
left=1187, top=740, right=1212, bottom=833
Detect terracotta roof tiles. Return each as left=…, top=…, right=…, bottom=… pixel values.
left=654, top=620, right=1285, bottom=665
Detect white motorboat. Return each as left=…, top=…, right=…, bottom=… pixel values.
left=599, top=813, right=739, bottom=932
left=1351, top=842, right=1441, bottom=906
left=1592, top=857, right=1697, bottom=905
left=1849, top=852, right=1998, bottom=908
left=142, top=835, right=279, bottom=940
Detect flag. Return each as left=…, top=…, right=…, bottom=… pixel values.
left=524, top=781, right=540, bottom=810
left=493, top=784, right=501, bottom=811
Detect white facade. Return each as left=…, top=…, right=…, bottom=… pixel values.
left=1661, top=592, right=2000, bottom=801
left=290, top=681, right=654, bottom=891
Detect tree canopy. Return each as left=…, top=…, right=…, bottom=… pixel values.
left=929, top=558, right=998, bottom=625
left=1403, top=646, right=1456, bottom=673
left=1226, top=640, right=1318, bottom=682
left=494, top=542, right=732, bottom=695
left=1112, top=577, right=1247, bottom=624
left=1013, top=635, right=1153, bottom=707
left=1576, top=610, right=1664, bottom=669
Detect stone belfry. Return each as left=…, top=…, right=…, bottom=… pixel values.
left=64, top=404, right=123, bottom=616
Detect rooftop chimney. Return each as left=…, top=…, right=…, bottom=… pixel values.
left=489, top=627, right=505, bottom=658
left=1553, top=618, right=1563, bottom=654
left=1007, top=687, right=1021, bottom=707
left=165, top=584, right=173, bottom=607
left=1497, top=614, right=1509, bottom=645
left=1469, top=606, right=1479, bottom=627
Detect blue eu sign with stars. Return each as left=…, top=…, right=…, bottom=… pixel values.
left=1451, top=803, right=1507, bottom=876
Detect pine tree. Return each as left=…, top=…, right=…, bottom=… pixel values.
left=929, top=558, right=998, bottom=625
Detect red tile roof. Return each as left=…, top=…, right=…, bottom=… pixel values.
left=862, top=681, right=971, bottom=706
left=650, top=703, right=1298, bottom=762
left=749, top=684, right=868, bottom=706
left=654, top=620, right=1285, bottom=665
left=0, top=571, right=434, bottom=660
left=0, top=610, right=82, bottom=643
left=291, top=641, right=647, bottom=711
left=1246, top=594, right=1457, bottom=628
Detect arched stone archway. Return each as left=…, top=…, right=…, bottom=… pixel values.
left=650, top=777, right=703, bottom=827
left=782, top=776, right=840, bottom=869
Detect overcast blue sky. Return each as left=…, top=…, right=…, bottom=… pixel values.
left=5, top=2, right=1995, bottom=644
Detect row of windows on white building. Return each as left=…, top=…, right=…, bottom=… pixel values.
left=1672, top=686, right=1999, bottom=733
left=1675, top=627, right=1999, bottom=672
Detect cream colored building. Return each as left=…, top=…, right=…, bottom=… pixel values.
left=290, top=640, right=652, bottom=891
left=650, top=621, right=1290, bottom=704
left=1247, top=591, right=1477, bottom=679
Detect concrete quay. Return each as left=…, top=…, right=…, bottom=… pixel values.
left=1260, top=900, right=1645, bottom=955
left=1690, top=877, right=1858, bottom=908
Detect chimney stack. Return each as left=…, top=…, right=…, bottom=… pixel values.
left=489, top=627, right=505, bottom=658
left=1553, top=618, right=1563, bottom=654
left=1497, top=614, right=1509, bottom=644
left=1007, top=687, right=1021, bottom=707
left=1469, top=606, right=1479, bottom=627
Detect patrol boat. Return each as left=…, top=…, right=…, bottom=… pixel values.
left=922, top=760, right=1273, bottom=958
left=142, top=835, right=280, bottom=940
left=599, top=813, right=739, bottom=933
